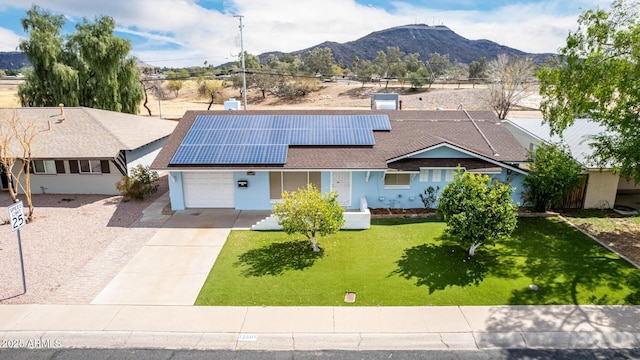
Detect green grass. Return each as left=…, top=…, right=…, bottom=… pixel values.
left=195, top=217, right=640, bottom=306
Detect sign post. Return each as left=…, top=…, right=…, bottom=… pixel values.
left=8, top=201, right=26, bottom=294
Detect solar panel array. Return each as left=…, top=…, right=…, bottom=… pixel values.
left=170, top=114, right=391, bottom=165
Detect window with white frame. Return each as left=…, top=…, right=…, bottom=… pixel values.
left=32, top=160, right=57, bottom=174
left=384, top=173, right=411, bottom=189
left=432, top=169, right=442, bottom=182
left=79, top=160, right=102, bottom=173
left=445, top=169, right=456, bottom=181
left=419, top=169, right=429, bottom=182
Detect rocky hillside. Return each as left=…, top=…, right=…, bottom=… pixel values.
left=0, top=52, right=29, bottom=71
left=261, top=24, right=553, bottom=65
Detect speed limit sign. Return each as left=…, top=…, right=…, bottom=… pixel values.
left=8, top=201, right=25, bottom=232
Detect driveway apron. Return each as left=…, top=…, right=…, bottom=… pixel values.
left=92, top=209, right=239, bottom=305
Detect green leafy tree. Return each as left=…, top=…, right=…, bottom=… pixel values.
left=116, top=164, right=160, bottom=201
left=230, top=51, right=260, bottom=96
left=404, top=53, right=423, bottom=73
left=273, top=184, right=345, bottom=252
left=537, top=0, right=640, bottom=183
left=356, top=59, right=374, bottom=87
left=196, top=79, right=224, bottom=110
left=17, top=5, right=78, bottom=108
left=18, top=6, right=143, bottom=114
left=523, top=143, right=584, bottom=212
left=373, top=46, right=405, bottom=88
left=303, top=47, right=336, bottom=76
left=253, top=71, right=277, bottom=98
left=352, top=55, right=359, bottom=75
left=166, top=80, right=183, bottom=97
left=469, top=57, right=487, bottom=80
left=427, top=52, right=452, bottom=78
left=486, top=54, right=535, bottom=119
left=373, top=50, right=387, bottom=83
left=409, top=67, right=432, bottom=89
left=437, top=170, right=517, bottom=256
left=279, top=53, right=303, bottom=75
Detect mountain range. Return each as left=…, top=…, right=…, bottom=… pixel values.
left=0, top=51, right=30, bottom=71
left=259, top=24, right=554, bottom=66
left=1, top=24, right=554, bottom=71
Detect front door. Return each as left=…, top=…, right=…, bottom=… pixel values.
left=331, top=171, right=351, bottom=207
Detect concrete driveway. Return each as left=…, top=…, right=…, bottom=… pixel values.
left=92, top=209, right=269, bottom=305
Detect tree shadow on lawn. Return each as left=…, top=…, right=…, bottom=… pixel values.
left=391, top=233, right=518, bottom=294
left=503, top=218, right=640, bottom=305
left=234, top=240, right=324, bottom=277
left=389, top=217, right=640, bottom=304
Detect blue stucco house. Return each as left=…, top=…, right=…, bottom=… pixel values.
left=151, top=110, right=529, bottom=213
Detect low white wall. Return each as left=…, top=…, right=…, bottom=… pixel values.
left=252, top=196, right=371, bottom=230
left=27, top=173, right=121, bottom=195
left=584, top=170, right=619, bottom=209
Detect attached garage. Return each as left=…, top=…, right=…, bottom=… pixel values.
left=183, top=172, right=235, bottom=208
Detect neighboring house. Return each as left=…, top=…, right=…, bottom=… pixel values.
left=502, top=118, right=640, bottom=209
left=152, top=110, right=529, bottom=213
left=0, top=107, right=178, bottom=195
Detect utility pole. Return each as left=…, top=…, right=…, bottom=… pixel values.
left=234, top=15, right=248, bottom=110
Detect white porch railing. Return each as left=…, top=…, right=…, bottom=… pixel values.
left=251, top=196, right=371, bottom=230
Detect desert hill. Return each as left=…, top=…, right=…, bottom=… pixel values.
left=259, top=24, right=553, bottom=66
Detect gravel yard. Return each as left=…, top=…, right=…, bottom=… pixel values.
left=0, top=176, right=168, bottom=304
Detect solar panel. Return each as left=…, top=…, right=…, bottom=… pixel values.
left=171, top=144, right=288, bottom=164
left=367, top=114, right=392, bottom=130
left=170, top=114, right=390, bottom=165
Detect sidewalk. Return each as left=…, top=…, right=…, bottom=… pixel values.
left=0, top=305, right=640, bottom=350
left=1, top=194, right=639, bottom=351
left=0, top=304, right=639, bottom=350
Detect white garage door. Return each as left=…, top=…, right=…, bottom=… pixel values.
left=183, top=172, right=235, bottom=208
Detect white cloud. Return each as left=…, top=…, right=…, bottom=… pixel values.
left=0, top=0, right=616, bottom=67
left=390, top=1, right=607, bottom=54
left=0, top=27, right=21, bottom=51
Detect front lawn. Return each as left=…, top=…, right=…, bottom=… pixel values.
left=562, top=210, right=640, bottom=266
left=195, top=217, right=640, bottom=306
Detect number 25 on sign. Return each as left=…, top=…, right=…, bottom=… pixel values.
left=8, top=201, right=25, bottom=232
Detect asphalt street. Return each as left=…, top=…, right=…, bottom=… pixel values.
left=1, top=349, right=640, bottom=360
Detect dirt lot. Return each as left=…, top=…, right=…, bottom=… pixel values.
left=0, top=178, right=169, bottom=304
left=0, top=78, right=543, bottom=118
left=139, top=79, right=543, bottom=119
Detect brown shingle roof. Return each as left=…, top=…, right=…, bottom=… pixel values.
left=151, top=110, right=527, bottom=171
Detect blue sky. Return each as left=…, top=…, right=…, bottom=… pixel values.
left=0, top=0, right=611, bottom=68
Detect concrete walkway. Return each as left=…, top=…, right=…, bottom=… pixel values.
left=1, top=194, right=639, bottom=351
left=91, top=208, right=268, bottom=305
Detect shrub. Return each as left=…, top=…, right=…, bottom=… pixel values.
left=116, top=164, right=159, bottom=201
left=523, top=143, right=583, bottom=212
left=419, top=185, right=440, bottom=209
